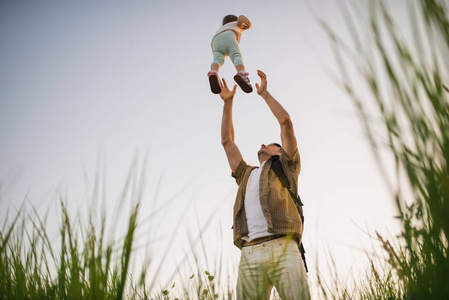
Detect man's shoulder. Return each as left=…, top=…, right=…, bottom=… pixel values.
left=280, top=148, right=300, bottom=163
left=279, top=148, right=301, bottom=174
left=232, top=160, right=257, bottom=182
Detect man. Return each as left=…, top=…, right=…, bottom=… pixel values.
left=219, top=70, right=310, bottom=299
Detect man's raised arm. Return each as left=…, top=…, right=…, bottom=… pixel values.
left=220, top=79, right=243, bottom=173
left=255, top=70, right=298, bottom=159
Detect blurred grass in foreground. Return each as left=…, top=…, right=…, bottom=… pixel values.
left=0, top=202, right=228, bottom=300
left=0, top=159, right=228, bottom=300
left=320, top=0, right=449, bottom=299
left=0, top=201, right=141, bottom=299
left=0, top=157, right=146, bottom=299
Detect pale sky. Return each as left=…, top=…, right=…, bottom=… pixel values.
left=0, top=0, right=405, bottom=298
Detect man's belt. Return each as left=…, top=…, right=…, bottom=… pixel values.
left=242, top=234, right=285, bottom=247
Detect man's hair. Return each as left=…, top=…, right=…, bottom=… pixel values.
left=271, top=143, right=282, bottom=150
left=222, top=15, right=238, bottom=25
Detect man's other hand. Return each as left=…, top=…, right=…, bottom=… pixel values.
left=256, top=70, right=268, bottom=96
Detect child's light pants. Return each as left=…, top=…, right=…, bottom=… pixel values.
left=236, top=236, right=311, bottom=300
left=211, top=31, right=244, bottom=67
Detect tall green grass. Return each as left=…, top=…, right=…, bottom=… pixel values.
left=0, top=159, right=231, bottom=300
left=0, top=199, right=142, bottom=299
left=0, top=203, right=229, bottom=300
left=321, top=0, right=449, bottom=298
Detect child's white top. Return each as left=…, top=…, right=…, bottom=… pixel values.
left=212, top=21, right=243, bottom=43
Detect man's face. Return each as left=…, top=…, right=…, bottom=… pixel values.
left=258, top=143, right=282, bottom=158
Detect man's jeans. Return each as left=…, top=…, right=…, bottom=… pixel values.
left=236, top=236, right=310, bottom=300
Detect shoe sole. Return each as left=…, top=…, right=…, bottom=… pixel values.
left=234, top=75, right=253, bottom=93
left=209, top=74, right=221, bottom=94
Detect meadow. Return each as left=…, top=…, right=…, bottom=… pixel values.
left=2, top=0, right=449, bottom=299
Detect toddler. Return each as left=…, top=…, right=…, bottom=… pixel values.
left=208, top=14, right=252, bottom=94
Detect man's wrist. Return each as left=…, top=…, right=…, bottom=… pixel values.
left=223, top=99, right=233, bottom=106
left=259, top=90, right=270, bottom=99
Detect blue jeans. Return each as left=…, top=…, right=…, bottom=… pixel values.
left=237, top=236, right=310, bottom=300
left=211, top=31, right=244, bottom=67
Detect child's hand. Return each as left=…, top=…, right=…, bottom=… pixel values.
left=237, top=15, right=251, bottom=30
left=241, top=22, right=250, bottom=29
left=219, top=78, right=237, bottom=102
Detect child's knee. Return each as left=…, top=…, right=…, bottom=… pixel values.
left=230, top=53, right=244, bottom=67
left=213, top=56, right=225, bottom=66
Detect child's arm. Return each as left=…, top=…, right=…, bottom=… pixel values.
left=237, top=15, right=252, bottom=30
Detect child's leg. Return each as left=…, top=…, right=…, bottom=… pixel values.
left=228, top=48, right=245, bottom=72
left=209, top=57, right=223, bottom=94
left=209, top=56, right=223, bottom=94
left=233, top=70, right=253, bottom=93
left=225, top=37, right=245, bottom=72
left=235, top=64, right=245, bottom=73
left=208, top=70, right=221, bottom=94
left=210, top=63, right=220, bottom=73
left=233, top=65, right=253, bottom=93
left=232, top=62, right=253, bottom=93
left=209, top=39, right=227, bottom=94
left=226, top=41, right=253, bottom=93
left=211, top=34, right=228, bottom=73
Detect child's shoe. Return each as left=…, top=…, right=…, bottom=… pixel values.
left=234, top=71, right=253, bottom=93
left=208, top=71, right=221, bottom=94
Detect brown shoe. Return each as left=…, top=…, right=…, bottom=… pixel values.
left=234, top=71, right=253, bottom=93
left=208, top=71, right=221, bottom=94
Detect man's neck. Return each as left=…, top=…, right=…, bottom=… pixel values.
left=258, top=155, right=269, bottom=165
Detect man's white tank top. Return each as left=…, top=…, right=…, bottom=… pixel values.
left=242, top=161, right=275, bottom=242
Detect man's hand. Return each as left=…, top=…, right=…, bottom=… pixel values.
left=255, top=70, right=268, bottom=96
left=256, top=70, right=297, bottom=159
left=219, top=78, right=237, bottom=102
